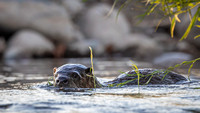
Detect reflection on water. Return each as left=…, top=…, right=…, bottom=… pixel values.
left=0, top=58, right=200, bottom=113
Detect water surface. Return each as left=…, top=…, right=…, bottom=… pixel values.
left=0, top=58, right=200, bottom=113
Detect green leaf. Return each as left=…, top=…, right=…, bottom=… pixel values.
left=194, top=35, right=200, bottom=39
left=116, top=0, right=132, bottom=21
left=198, top=17, right=200, bottom=21
left=130, top=60, right=140, bottom=87
left=196, top=25, right=200, bottom=28
left=106, top=0, right=118, bottom=18
left=180, top=7, right=200, bottom=40
left=188, top=63, right=194, bottom=81
left=170, top=16, right=176, bottom=38
left=145, top=75, right=153, bottom=85
left=188, top=3, right=194, bottom=7
left=147, top=3, right=159, bottom=15
left=89, top=46, right=97, bottom=88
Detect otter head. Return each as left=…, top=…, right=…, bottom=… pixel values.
left=53, top=64, right=100, bottom=88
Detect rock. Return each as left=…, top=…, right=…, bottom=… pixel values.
left=152, top=33, right=177, bottom=51
left=123, top=34, right=163, bottom=59
left=0, top=37, right=5, bottom=54
left=153, top=33, right=200, bottom=56
left=176, top=41, right=200, bottom=56
left=68, top=39, right=104, bottom=56
left=4, top=30, right=55, bottom=59
left=0, top=0, right=84, bottom=43
left=69, top=33, right=162, bottom=59
left=80, top=3, right=131, bottom=49
left=59, top=0, right=84, bottom=17
left=153, top=52, right=193, bottom=67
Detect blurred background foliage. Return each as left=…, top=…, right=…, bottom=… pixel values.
left=114, top=0, right=200, bottom=40
left=0, top=0, right=199, bottom=67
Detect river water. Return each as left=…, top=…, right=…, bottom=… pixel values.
left=0, top=58, right=200, bottom=113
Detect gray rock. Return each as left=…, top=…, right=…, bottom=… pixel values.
left=59, top=0, right=84, bottom=17
left=0, top=0, right=84, bottom=43
left=152, top=33, right=177, bottom=51
left=176, top=41, right=200, bottom=55
left=69, top=39, right=104, bottom=56
left=4, top=30, right=55, bottom=59
left=124, top=34, right=163, bottom=59
left=80, top=3, right=131, bottom=50
left=153, top=52, right=193, bottom=67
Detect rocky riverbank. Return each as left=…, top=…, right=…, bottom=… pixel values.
left=0, top=0, right=199, bottom=66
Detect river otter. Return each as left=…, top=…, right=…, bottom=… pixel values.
left=53, top=64, right=187, bottom=88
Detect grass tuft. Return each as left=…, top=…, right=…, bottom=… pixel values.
left=89, top=46, right=97, bottom=88
left=109, top=58, right=200, bottom=87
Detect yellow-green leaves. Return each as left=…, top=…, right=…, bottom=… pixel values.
left=165, top=57, right=200, bottom=81
left=170, top=14, right=181, bottom=38
left=131, top=61, right=140, bottom=87
left=198, top=17, right=200, bottom=21
left=145, top=0, right=200, bottom=40
left=170, top=16, right=176, bottom=38
left=113, top=0, right=200, bottom=40
left=180, top=7, right=200, bottom=40
left=89, top=46, right=96, bottom=88
left=194, top=35, right=200, bottom=39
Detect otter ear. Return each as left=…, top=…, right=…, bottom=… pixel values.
left=85, top=67, right=92, bottom=75
left=53, top=67, right=57, bottom=74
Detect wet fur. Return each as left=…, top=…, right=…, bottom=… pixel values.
left=54, top=64, right=187, bottom=88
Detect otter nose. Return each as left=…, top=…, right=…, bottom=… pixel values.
left=56, top=77, right=68, bottom=86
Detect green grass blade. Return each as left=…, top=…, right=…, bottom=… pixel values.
left=116, top=0, right=132, bottom=21
left=180, top=7, right=200, bottom=40
left=194, top=35, right=200, bottom=39
left=145, top=75, right=154, bottom=85
left=170, top=16, right=176, bottom=38
left=47, top=77, right=53, bottom=86
left=131, top=61, right=140, bottom=86
left=89, top=46, right=96, bottom=88
left=106, top=0, right=118, bottom=18
left=188, top=63, right=194, bottom=81
left=147, top=3, right=159, bottom=15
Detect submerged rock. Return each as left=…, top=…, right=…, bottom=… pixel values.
left=4, top=30, right=55, bottom=59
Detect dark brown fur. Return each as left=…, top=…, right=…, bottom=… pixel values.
left=54, top=64, right=187, bottom=88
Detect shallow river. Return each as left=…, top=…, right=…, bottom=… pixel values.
left=0, top=58, right=200, bottom=113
